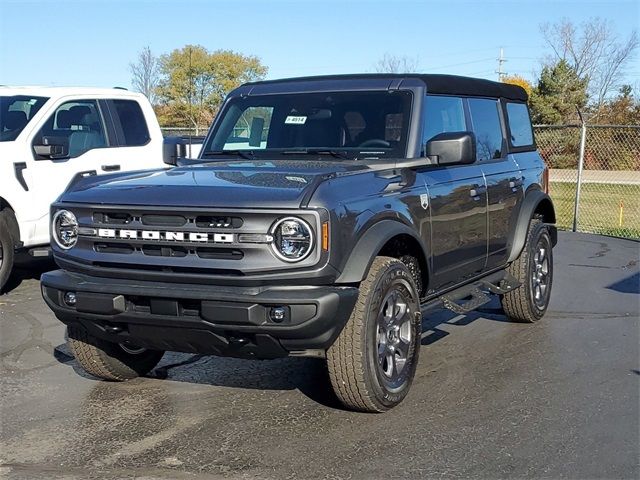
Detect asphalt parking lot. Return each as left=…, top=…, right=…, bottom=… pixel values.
left=1, top=231, right=638, bottom=480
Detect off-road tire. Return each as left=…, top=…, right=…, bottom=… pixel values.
left=0, top=209, right=17, bottom=293
left=327, top=256, right=421, bottom=412
left=501, top=217, right=553, bottom=322
left=67, top=325, right=164, bottom=381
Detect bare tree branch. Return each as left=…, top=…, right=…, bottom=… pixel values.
left=129, top=46, right=160, bottom=104
left=540, top=18, right=638, bottom=107
left=374, top=53, right=419, bottom=73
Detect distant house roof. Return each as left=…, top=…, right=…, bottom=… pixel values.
left=247, top=73, right=528, bottom=102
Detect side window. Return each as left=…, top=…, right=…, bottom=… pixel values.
left=422, top=95, right=466, bottom=145
left=506, top=102, right=534, bottom=147
left=467, top=98, right=504, bottom=161
left=34, top=99, right=107, bottom=158
left=111, top=100, right=150, bottom=146
left=224, top=106, right=273, bottom=150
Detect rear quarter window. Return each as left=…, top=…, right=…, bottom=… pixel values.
left=111, top=99, right=150, bottom=146
left=506, top=102, right=534, bottom=148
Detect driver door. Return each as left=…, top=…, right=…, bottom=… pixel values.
left=24, top=98, right=112, bottom=245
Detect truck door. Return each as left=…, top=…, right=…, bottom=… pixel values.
left=419, top=95, right=488, bottom=291
left=467, top=98, right=523, bottom=270
left=24, top=98, right=113, bottom=245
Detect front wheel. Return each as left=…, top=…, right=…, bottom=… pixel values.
left=327, top=257, right=422, bottom=412
left=0, top=209, right=17, bottom=293
left=67, top=325, right=164, bottom=381
left=501, top=218, right=553, bottom=322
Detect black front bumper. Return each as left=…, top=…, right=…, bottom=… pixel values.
left=41, top=270, right=359, bottom=359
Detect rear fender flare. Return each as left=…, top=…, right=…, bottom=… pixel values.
left=507, top=190, right=556, bottom=263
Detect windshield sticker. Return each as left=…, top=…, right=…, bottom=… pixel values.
left=285, top=115, right=307, bottom=125
left=285, top=176, right=308, bottom=183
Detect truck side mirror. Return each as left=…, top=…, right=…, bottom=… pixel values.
left=33, top=136, right=68, bottom=159
left=426, top=132, right=476, bottom=165
left=163, top=136, right=188, bottom=166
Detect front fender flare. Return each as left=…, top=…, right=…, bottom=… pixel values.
left=335, top=220, right=428, bottom=284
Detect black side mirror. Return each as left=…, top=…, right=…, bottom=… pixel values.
left=426, top=132, right=476, bottom=165
left=33, top=136, right=68, bottom=159
left=163, top=136, right=188, bottom=166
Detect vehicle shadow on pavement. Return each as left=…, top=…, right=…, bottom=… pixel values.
left=51, top=300, right=512, bottom=411
left=2, top=255, right=56, bottom=295
left=421, top=297, right=510, bottom=346
left=52, top=341, right=347, bottom=409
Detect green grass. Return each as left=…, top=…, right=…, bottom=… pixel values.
left=550, top=182, right=640, bottom=239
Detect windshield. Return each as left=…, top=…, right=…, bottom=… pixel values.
left=203, top=90, right=412, bottom=160
left=0, top=95, right=49, bottom=142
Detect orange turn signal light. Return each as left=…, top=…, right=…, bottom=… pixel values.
left=322, top=222, right=329, bottom=251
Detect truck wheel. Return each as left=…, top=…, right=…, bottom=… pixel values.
left=0, top=209, right=17, bottom=293
left=327, top=256, right=421, bottom=412
left=501, top=217, right=553, bottom=322
left=67, top=325, right=164, bottom=381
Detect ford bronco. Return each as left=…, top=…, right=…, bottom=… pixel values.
left=41, top=74, right=556, bottom=412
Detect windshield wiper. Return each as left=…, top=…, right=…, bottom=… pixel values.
left=201, top=150, right=256, bottom=160
left=282, top=149, right=351, bottom=160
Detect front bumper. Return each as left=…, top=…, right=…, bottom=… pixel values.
left=41, top=270, right=358, bottom=359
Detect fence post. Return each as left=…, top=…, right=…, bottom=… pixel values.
left=573, top=110, right=587, bottom=232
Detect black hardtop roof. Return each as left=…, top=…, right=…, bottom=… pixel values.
left=246, top=73, right=528, bottom=102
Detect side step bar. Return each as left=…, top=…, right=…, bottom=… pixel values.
left=421, top=269, right=521, bottom=315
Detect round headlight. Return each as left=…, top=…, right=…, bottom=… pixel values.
left=270, top=217, right=314, bottom=262
left=52, top=210, right=78, bottom=250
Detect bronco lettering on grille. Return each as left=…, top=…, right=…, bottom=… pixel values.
left=96, top=229, right=234, bottom=244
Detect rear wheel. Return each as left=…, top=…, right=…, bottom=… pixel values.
left=67, top=325, right=164, bottom=381
left=327, top=257, right=421, bottom=412
left=501, top=218, right=553, bottom=322
left=0, top=209, right=17, bottom=293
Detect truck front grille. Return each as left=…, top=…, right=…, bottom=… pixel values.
left=59, top=205, right=323, bottom=277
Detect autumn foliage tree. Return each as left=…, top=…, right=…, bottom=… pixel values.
left=155, top=45, right=267, bottom=131
left=501, top=75, right=533, bottom=98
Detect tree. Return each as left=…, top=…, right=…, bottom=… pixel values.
left=374, top=53, right=419, bottom=73
left=540, top=18, right=638, bottom=108
left=529, top=59, right=588, bottom=124
left=501, top=75, right=533, bottom=98
left=156, top=45, right=267, bottom=131
left=129, top=47, right=160, bottom=104
left=593, top=85, right=640, bottom=124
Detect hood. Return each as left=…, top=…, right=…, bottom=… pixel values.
left=60, top=160, right=370, bottom=209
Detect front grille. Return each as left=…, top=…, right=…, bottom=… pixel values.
left=62, top=205, right=324, bottom=278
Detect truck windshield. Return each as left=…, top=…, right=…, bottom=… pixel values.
left=0, top=95, right=49, bottom=142
left=203, top=90, right=412, bottom=160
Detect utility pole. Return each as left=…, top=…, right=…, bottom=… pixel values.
left=496, top=47, right=507, bottom=81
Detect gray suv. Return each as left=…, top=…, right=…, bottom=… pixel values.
left=41, top=74, right=556, bottom=412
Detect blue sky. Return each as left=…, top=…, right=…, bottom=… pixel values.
left=1, top=0, right=638, bottom=89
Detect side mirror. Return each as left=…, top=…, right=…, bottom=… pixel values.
left=163, top=136, right=188, bottom=166
left=426, top=132, right=476, bottom=165
left=33, top=136, right=68, bottom=159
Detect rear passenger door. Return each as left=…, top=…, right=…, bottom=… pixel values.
left=419, top=95, right=488, bottom=290
left=467, top=98, right=523, bottom=269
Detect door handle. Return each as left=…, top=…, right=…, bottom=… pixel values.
left=469, top=185, right=486, bottom=198
left=509, top=177, right=523, bottom=189
left=101, top=164, right=121, bottom=172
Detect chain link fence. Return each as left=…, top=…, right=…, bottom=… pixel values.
left=534, top=125, right=640, bottom=239
left=161, top=126, right=639, bottom=239
left=161, top=127, right=207, bottom=137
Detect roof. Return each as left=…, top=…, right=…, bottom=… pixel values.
left=247, top=73, right=528, bottom=102
left=0, top=85, right=144, bottom=99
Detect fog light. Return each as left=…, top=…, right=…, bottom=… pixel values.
left=63, top=291, right=77, bottom=306
left=269, top=306, right=287, bottom=323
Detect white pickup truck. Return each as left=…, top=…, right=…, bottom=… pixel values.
left=0, top=86, right=189, bottom=291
